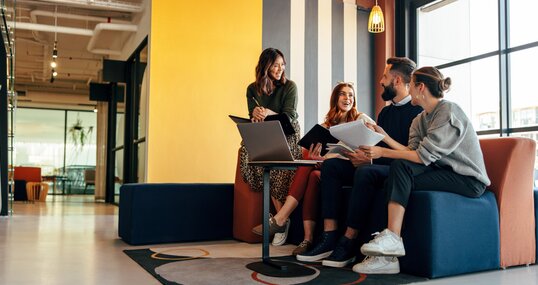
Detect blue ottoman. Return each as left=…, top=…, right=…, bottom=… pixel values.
left=400, top=190, right=500, bottom=278
left=119, top=183, right=233, bottom=245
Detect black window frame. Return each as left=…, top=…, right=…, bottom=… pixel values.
left=396, top=0, right=538, bottom=137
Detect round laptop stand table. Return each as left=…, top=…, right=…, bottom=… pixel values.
left=246, top=161, right=318, bottom=277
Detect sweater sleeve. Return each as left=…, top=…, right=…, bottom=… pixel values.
left=416, top=111, right=466, bottom=166
left=280, top=81, right=298, bottom=120
left=407, top=116, right=422, bottom=151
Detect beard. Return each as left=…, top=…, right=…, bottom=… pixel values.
left=381, top=83, right=397, bottom=101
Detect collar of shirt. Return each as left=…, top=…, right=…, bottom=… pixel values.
left=392, top=95, right=411, bottom=106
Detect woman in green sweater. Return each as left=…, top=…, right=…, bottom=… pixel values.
left=239, top=48, right=302, bottom=216
left=353, top=66, right=490, bottom=274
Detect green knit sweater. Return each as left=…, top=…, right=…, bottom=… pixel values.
left=246, top=80, right=298, bottom=121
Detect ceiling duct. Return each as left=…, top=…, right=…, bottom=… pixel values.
left=35, top=0, right=143, bottom=13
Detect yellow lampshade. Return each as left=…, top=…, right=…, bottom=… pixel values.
left=368, top=1, right=385, bottom=33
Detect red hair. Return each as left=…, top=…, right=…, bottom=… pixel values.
left=323, top=82, right=361, bottom=127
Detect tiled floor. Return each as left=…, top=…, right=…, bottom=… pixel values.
left=0, top=196, right=536, bottom=285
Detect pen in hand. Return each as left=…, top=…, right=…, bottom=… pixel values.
left=250, top=95, right=266, bottom=122
left=250, top=95, right=262, bottom=107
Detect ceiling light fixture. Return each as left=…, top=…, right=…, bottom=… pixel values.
left=50, top=5, right=58, bottom=83
left=368, top=0, right=385, bottom=33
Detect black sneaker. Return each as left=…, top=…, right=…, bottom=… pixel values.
left=322, top=236, right=356, bottom=268
left=296, top=231, right=338, bottom=262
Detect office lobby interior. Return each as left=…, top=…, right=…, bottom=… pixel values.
left=1, top=0, right=537, bottom=284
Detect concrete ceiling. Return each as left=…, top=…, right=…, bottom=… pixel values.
left=9, top=0, right=144, bottom=109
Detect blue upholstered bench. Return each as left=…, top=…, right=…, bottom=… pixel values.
left=400, top=191, right=500, bottom=278
left=119, top=183, right=234, bottom=245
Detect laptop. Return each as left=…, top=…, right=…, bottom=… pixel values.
left=236, top=121, right=318, bottom=165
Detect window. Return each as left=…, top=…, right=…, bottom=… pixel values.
left=417, top=0, right=498, bottom=66
left=14, top=109, right=65, bottom=175
left=14, top=108, right=97, bottom=193
left=410, top=0, right=538, bottom=185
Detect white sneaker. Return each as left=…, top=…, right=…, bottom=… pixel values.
left=271, top=218, right=290, bottom=246
left=360, top=229, right=405, bottom=257
left=352, top=256, right=400, bottom=274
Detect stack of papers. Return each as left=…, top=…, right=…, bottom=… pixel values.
left=327, top=120, right=385, bottom=152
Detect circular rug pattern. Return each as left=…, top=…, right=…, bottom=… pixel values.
left=155, top=257, right=320, bottom=285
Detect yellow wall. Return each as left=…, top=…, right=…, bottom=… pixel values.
left=148, top=1, right=262, bottom=182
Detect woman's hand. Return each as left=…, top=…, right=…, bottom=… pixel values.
left=359, top=145, right=385, bottom=160
left=251, top=106, right=267, bottom=122
left=308, top=143, right=324, bottom=161
left=366, top=122, right=388, bottom=136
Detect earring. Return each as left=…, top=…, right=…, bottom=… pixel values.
left=422, top=94, right=425, bottom=100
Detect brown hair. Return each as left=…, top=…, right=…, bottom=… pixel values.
left=254, top=48, right=288, bottom=96
left=412, top=66, right=451, bottom=98
left=387, top=57, right=416, bottom=84
left=323, top=82, right=361, bottom=127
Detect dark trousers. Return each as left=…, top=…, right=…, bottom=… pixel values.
left=346, top=164, right=390, bottom=229
left=386, top=159, right=486, bottom=208
left=320, top=158, right=355, bottom=219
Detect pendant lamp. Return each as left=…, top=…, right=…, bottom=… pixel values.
left=368, top=0, right=385, bottom=33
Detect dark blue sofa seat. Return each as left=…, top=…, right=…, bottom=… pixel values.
left=287, top=188, right=500, bottom=278
left=119, top=183, right=233, bottom=245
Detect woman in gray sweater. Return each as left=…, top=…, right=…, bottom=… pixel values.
left=353, top=66, right=491, bottom=274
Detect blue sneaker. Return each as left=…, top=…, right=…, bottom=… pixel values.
left=322, top=236, right=356, bottom=268
left=296, top=231, right=338, bottom=262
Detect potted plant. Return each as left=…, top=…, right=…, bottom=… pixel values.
left=68, top=118, right=94, bottom=150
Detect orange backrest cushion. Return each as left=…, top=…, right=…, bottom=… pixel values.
left=479, top=137, right=536, bottom=267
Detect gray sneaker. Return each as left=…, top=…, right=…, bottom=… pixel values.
left=271, top=219, right=290, bottom=246
left=251, top=214, right=289, bottom=237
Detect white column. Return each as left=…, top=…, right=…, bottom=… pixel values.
left=343, top=0, right=357, bottom=85
left=318, top=0, right=332, bottom=123
left=290, top=0, right=306, bottom=134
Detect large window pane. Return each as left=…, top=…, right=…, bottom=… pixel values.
left=509, top=0, right=538, bottom=47
left=509, top=47, right=538, bottom=128
left=417, top=0, right=498, bottom=66
left=14, top=109, right=65, bottom=175
left=65, top=111, right=97, bottom=193
left=439, top=56, right=500, bottom=131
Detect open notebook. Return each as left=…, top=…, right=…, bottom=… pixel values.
left=237, top=121, right=317, bottom=164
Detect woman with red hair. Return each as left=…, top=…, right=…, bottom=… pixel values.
left=252, top=81, right=374, bottom=255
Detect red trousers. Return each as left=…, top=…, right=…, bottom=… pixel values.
left=287, top=166, right=320, bottom=221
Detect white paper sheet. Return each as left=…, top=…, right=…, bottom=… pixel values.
left=329, top=120, right=385, bottom=150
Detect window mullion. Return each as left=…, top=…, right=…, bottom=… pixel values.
left=498, top=0, right=510, bottom=136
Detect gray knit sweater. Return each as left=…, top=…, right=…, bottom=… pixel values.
left=408, top=100, right=491, bottom=186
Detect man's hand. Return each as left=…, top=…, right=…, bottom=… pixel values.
left=343, top=150, right=371, bottom=167
left=359, top=145, right=385, bottom=160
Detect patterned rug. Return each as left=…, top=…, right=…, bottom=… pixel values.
left=124, top=242, right=428, bottom=285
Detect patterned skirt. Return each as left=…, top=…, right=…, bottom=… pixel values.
left=239, top=120, right=302, bottom=203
